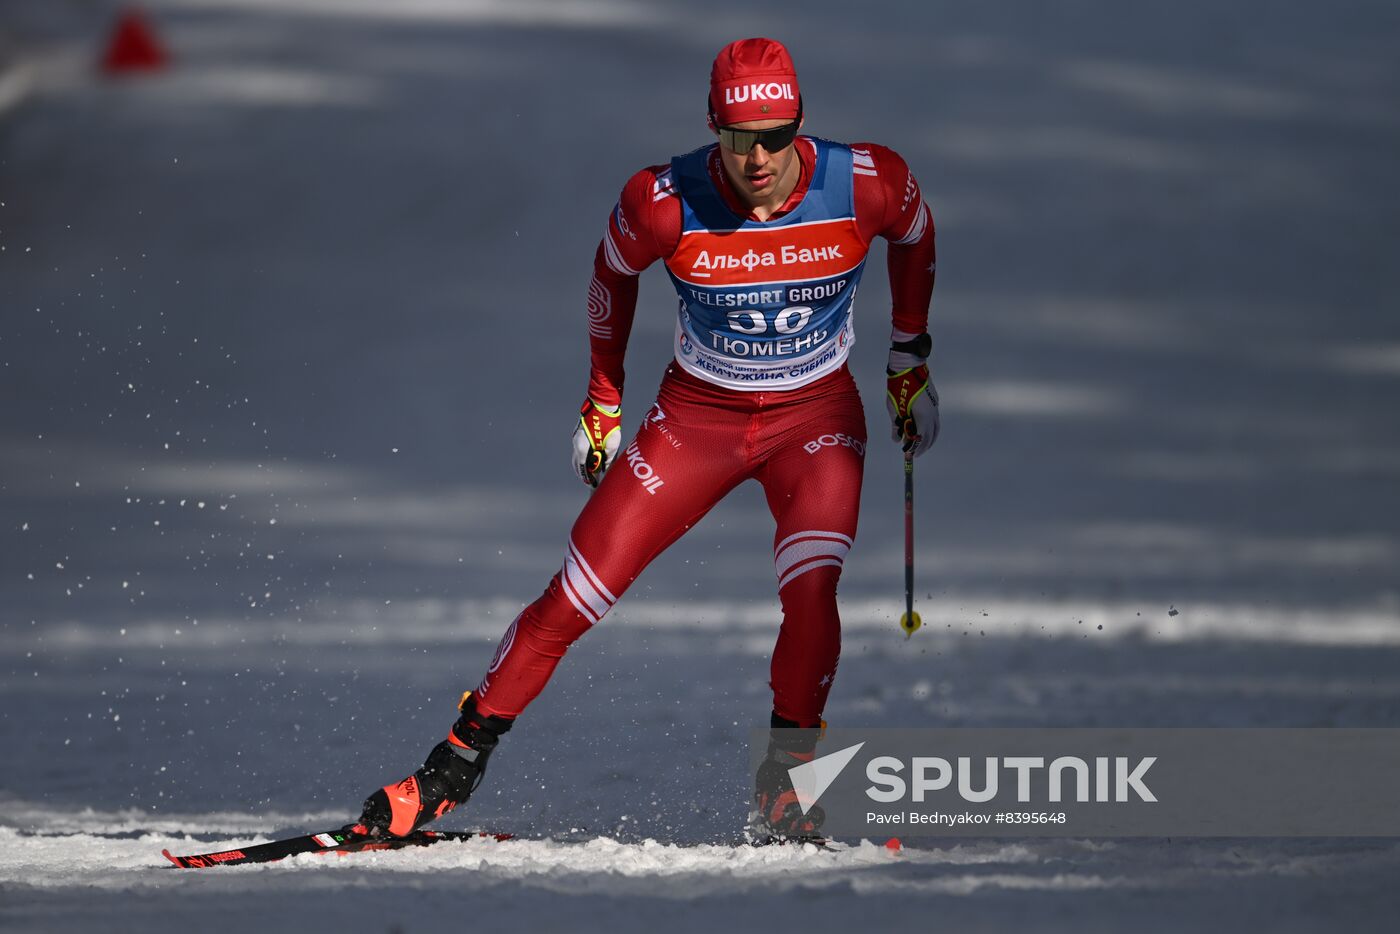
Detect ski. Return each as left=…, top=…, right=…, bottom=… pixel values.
left=164, top=827, right=850, bottom=869
left=163, top=828, right=512, bottom=868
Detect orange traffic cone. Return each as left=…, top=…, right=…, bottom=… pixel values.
left=100, top=7, right=170, bottom=75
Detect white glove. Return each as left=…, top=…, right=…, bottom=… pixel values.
left=572, top=398, right=622, bottom=487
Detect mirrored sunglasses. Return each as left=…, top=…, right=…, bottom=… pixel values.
left=716, top=119, right=801, bottom=154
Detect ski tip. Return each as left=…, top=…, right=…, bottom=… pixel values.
left=162, top=848, right=187, bottom=868
left=883, top=837, right=902, bottom=853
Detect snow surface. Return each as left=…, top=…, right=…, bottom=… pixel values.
left=3, top=0, right=1400, bottom=931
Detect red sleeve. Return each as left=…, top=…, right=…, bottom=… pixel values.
left=585, top=165, right=681, bottom=408
left=851, top=144, right=935, bottom=340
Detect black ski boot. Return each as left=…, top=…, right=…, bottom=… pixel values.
left=747, top=713, right=826, bottom=845
left=350, top=692, right=512, bottom=838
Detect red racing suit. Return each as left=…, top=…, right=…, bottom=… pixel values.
left=473, top=137, right=935, bottom=727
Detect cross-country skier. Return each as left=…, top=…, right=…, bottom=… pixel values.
left=351, top=37, right=938, bottom=843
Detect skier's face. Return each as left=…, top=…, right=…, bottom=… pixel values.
left=713, top=117, right=804, bottom=210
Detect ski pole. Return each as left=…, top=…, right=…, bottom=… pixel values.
left=899, top=450, right=922, bottom=638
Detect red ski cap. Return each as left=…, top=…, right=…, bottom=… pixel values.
left=709, top=38, right=801, bottom=126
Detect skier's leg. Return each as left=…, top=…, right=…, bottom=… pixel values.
left=356, top=375, right=745, bottom=835
left=758, top=393, right=866, bottom=727
left=474, top=403, right=743, bottom=717
left=748, top=378, right=865, bottom=842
